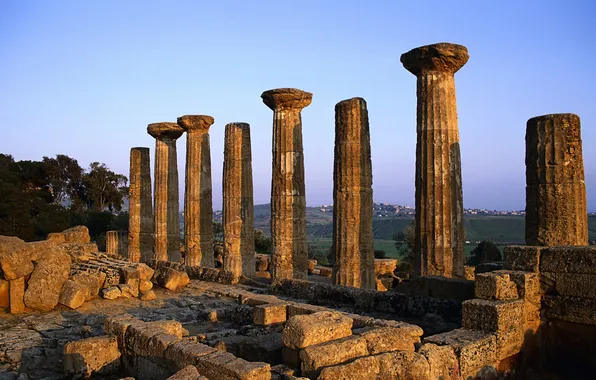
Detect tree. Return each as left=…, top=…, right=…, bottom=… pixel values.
left=468, top=240, right=502, bottom=266
left=82, top=162, right=128, bottom=212
left=213, top=221, right=223, bottom=242
left=374, top=249, right=387, bottom=259
left=393, top=220, right=416, bottom=273
left=254, top=229, right=272, bottom=254
left=43, top=154, right=83, bottom=205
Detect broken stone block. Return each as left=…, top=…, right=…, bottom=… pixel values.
left=377, top=351, right=430, bottom=379
left=0, top=279, right=8, bottom=308
left=9, top=277, right=25, bottom=314
left=104, top=314, right=141, bottom=350
left=118, top=284, right=139, bottom=298
left=63, top=335, right=120, bottom=378
left=47, top=232, right=66, bottom=243
left=299, top=335, right=368, bottom=378
left=167, top=365, right=200, bottom=379
left=140, top=290, right=157, bottom=301
left=124, top=320, right=183, bottom=357
left=120, top=267, right=140, bottom=289
left=253, top=303, right=287, bottom=325
left=164, top=341, right=218, bottom=371
left=462, top=299, right=524, bottom=332
left=23, top=248, right=71, bottom=311
left=358, top=326, right=421, bottom=354
left=503, top=246, right=542, bottom=272
left=282, top=311, right=353, bottom=350
left=136, top=263, right=155, bottom=280
left=317, top=354, right=380, bottom=380
left=319, top=267, right=332, bottom=277
left=0, top=249, right=34, bottom=281
left=374, top=259, right=398, bottom=277
left=475, top=272, right=519, bottom=301
left=540, top=246, right=596, bottom=274
left=101, top=286, right=122, bottom=300
left=153, top=267, right=185, bottom=291
left=424, top=328, right=497, bottom=379
left=178, top=271, right=190, bottom=289
left=419, top=343, right=460, bottom=380
left=61, top=225, right=91, bottom=244
left=463, top=266, right=475, bottom=280
left=286, top=303, right=329, bottom=319
left=59, top=279, right=89, bottom=309
left=195, top=350, right=271, bottom=380
left=71, top=271, right=103, bottom=300
left=139, top=279, right=153, bottom=293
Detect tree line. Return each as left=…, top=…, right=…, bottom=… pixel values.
left=0, top=153, right=129, bottom=242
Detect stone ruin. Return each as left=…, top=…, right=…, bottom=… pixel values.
left=0, top=42, right=594, bottom=379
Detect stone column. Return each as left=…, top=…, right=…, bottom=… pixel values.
left=128, top=147, right=153, bottom=262
left=526, top=113, right=588, bottom=246
left=106, top=231, right=118, bottom=255
left=401, top=43, right=468, bottom=278
left=262, top=88, right=312, bottom=281
left=147, top=122, right=184, bottom=262
left=332, top=97, right=375, bottom=289
left=177, top=115, right=215, bottom=267
left=223, top=122, right=256, bottom=278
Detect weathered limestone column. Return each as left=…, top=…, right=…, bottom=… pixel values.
left=526, top=113, right=588, bottom=246
left=262, top=88, right=312, bottom=281
left=401, top=43, right=468, bottom=278
left=128, top=147, right=153, bottom=263
left=177, top=115, right=215, bottom=267
left=332, top=97, right=375, bottom=289
left=106, top=231, right=129, bottom=257
left=147, top=122, right=184, bottom=262
left=223, top=122, right=256, bottom=278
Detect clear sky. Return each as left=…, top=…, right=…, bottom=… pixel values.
left=1, top=1, right=595, bottom=211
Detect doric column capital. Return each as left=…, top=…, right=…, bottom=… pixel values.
left=401, top=42, right=469, bottom=76
left=335, top=97, right=367, bottom=112
left=147, top=122, right=184, bottom=140
left=177, top=115, right=215, bottom=133
left=261, top=88, right=312, bottom=111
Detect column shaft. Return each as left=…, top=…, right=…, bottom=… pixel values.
left=223, top=123, right=255, bottom=278
left=526, top=113, right=588, bottom=246
left=332, top=98, right=375, bottom=289
left=128, top=147, right=153, bottom=263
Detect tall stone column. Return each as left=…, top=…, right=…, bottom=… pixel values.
left=332, top=97, right=375, bottom=289
left=177, top=115, right=215, bottom=267
left=262, top=88, right=312, bottom=281
left=147, top=122, right=184, bottom=262
left=106, top=231, right=128, bottom=257
left=128, top=147, right=153, bottom=262
left=223, top=122, right=256, bottom=278
left=401, top=43, right=468, bottom=278
left=526, top=113, right=588, bottom=246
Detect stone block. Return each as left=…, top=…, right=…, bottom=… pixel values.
left=0, top=248, right=34, bottom=280
left=421, top=276, right=475, bottom=300
left=9, top=277, right=25, bottom=314
left=71, top=271, right=103, bottom=300
left=424, top=328, right=497, bottom=378
left=63, top=336, right=120, bottom=378
left=377, top=351, right=430, bottom=379
left=164, top=341, right=217, bottom=371
left=359, top=327, right=420, bottom=354
left=167, top=365, right=200, bottom=379
left=104, top=314, right=141, bottom=350
left=494, top=325, right=524, bottom=360
left=503, top=246, right=542, bottom=272
left=139, top=279, right=153, bottom=293
left=102, top=286, right=122, bottom=300
left=253, top=303, right=287, bottom=325
left=62, top=225, right=91, bottom=244
left=119, top=284, right=139, bottom=298
left=136, top=263, right=155, bottom=280
left=125, top=320, right=184, bottom=357
left=299, top=335, right=368, bottom=378
left=540, top=246, right=596, bottom=274
left=196, top=350, right=271, bottom=380
left=462, top=299, right=524, bottom=332
left=555, top=273, right=596, bottom=298
left=464, top=266, right=475, bottom=280
left=419, top=343, right=460, bottom=380
left=0, top=279, right=9, bottom=308
left=282, top=311, right=353, bottom=350
left=502, top=270, right=541, bottom=301
left=153, top=267, right=185, bottom=291
left=474, top=272, right=519, bottom=301
left=59, top=279, right=89, bottom=309
left=47, top=232, right=66, bottom=243
left=319, top=267, right=332, bottom=277
left=141, top=290, right=157, bottom=301
left=22, top=248, right=71, bottom=311
left=543, top=295, right=596, bottom=325
left=317, top=354, right=380, bottom=380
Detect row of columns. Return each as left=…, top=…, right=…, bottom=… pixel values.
left=125, top=41, right=588, bottom=286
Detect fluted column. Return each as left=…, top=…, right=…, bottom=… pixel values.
left=128, top=147, right=153, bottom=262
left=332, top=98, right=375, bottom=289
left=223, top=122, right=256, bottom=278
left=526, top=113, right=588, bottom=246
left=178, top=115, right=215, bottom=267
left=106, top=230, right=118, bottom=255
left=401, top=43, right=468, bottom=278
left=262, top=88, right=312, bottom=281
left=147, top=122, right=184, bottom=262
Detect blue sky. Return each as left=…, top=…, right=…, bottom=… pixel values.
left=1, top=1, right=595, bottom=211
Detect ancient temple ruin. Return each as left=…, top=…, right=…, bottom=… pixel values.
left=0, top=41, right=594, bottom=379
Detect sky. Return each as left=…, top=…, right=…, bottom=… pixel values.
left=1, top=1, right=595, bottom=211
